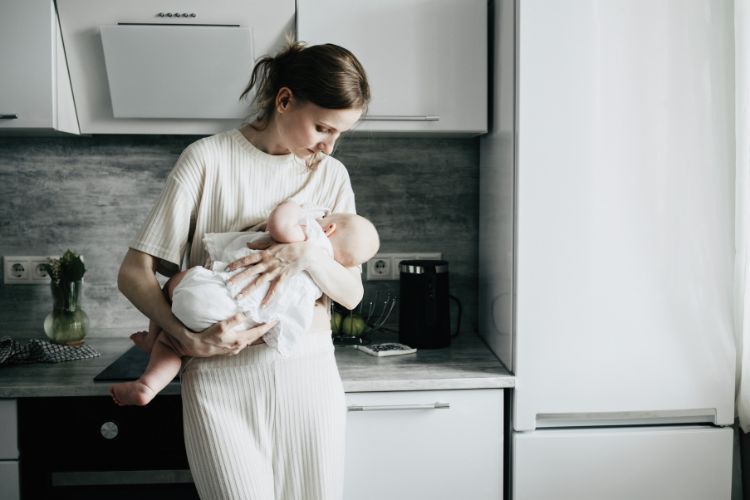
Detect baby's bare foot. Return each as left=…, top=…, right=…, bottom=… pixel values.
left=110, top=380, right=156, bottom=406
left=130, top=331, right=153, bottom=353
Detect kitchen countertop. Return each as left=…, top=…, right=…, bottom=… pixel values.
left=0, top=333, right=514, bottom=398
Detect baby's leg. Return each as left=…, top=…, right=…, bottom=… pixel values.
left=130, top=270, right=190, bottom=354
left=130, top=319, right=161, bottom=353
left=110, top=331, right=182, bottom=406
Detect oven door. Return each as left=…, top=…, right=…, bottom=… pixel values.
left=18, top=396, right=199, bottom=499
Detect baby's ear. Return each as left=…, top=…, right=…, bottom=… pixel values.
left=324, top=222, right=337, bottom=237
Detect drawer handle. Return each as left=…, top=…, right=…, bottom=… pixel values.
left=347, top=402, right=450, bottom=412
left=361, top=115, right=440, bottom=122
left=0, top=114, right=18, bottom=120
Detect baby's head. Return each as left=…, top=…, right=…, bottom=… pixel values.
left=317, top=213, right=379, bottom=267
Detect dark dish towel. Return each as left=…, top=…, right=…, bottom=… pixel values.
left=0, top=336, right=100, bottom=365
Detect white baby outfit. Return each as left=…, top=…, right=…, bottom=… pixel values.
left=171, top=214, right=333, bottom=356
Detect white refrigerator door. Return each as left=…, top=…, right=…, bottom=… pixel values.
left=513, top=0, right=736, bottom=430
left=513, top=426, right=733, bottom=500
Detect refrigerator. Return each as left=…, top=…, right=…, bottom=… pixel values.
left=479, top=1, right=736, bottom=499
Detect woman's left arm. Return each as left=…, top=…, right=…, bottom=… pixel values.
left=303, top=245, right=363, bottom=310
left=227, top=240, right=363, bottom=310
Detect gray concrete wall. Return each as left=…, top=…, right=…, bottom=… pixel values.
left=0, top=134, right=478, bottom=339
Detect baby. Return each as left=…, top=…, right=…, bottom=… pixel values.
left=110, top=200, right=379, bottom=406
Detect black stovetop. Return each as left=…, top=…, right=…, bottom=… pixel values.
left=93, top=345, right=150, bottom=381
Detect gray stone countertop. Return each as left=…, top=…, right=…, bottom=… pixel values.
left=0, top=333, right=514, bottom=398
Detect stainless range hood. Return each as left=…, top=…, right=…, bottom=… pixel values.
left=56, top=0, right=295, bottom=134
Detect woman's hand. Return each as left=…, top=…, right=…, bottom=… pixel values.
left=163, top=314, right=278, bottom=357
left=226, top=241, right=313, bottom=307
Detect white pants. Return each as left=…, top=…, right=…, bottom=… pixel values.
left=180, top=333, right=346, bottom=500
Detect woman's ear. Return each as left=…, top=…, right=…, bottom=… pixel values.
left=323, top=222, right=337, bottom=237
left=276, top=87, right=293, bottom=113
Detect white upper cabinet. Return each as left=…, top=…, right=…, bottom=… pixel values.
left=0, top=0, right=79, bottom=134
left=298, top=0, right=487, bottom=135
left=56, top=0, right=294, bottom=134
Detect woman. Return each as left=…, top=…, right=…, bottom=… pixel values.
left=117, top=41, right=370, bottom=500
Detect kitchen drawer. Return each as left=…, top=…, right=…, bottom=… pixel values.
left=0, top=460, right=20, bottom=500
left=344, top=389, right=503, bottom=500
left=0, top=399, right=18, bottom=459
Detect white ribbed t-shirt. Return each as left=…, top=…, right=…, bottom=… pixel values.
left=131, top=129, right=357, bottom=275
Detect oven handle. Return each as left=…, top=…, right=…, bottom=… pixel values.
left=51, top=469, right=193, bottom=486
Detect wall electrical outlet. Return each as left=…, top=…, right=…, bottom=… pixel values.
left=366, top=254, right=393, bottom=280
left=4, top=256, right=57, bottom=284
left=30, top=256, right=55, bottom=282
left=4, top=257, right=30, bottom=284
left=365, top=252, right=443, bottom=280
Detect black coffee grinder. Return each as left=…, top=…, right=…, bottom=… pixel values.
left=398, top=260, right=461, bottom=349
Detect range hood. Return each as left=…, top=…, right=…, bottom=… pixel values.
left=56, top=0, right=295, bottom=134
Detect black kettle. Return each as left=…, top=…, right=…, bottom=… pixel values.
left=398, top=260, right=461, bottom=349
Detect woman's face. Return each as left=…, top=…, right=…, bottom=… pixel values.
left=275, top=88, right=363, bottom=159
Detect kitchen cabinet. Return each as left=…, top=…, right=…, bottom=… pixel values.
left=56, top=0, right=295, bottom=134
left=0, top=399, right=19, bottom=500
left=344, top=389, right=503, bottom=500
left=0, top=337, right=511, bottom=499
left=0, top=0, right=78, bottom=134
left=297, top=0, right=487, bottom=135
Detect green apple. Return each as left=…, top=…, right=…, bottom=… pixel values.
left=341, top=313, right=367, bottom=336
left=331, top=311, right=343, bottom=333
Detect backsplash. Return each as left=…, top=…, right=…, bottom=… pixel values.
left=0, top=134, right=478, bottom=338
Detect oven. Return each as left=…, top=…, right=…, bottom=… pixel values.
left=18, top=395, right=199, bottom=499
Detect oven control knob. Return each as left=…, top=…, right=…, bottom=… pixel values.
left=100, top=421, right=119, bottom=440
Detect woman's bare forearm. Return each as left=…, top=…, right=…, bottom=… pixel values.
left=304, top=246, right=363, bottom=310
left=118, top=248, right=274, bottom=356
left=117, top=249, right=187, bottom=340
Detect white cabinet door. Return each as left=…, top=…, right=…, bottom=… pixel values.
left=0, top=0, right=78, bottom=133
left=298, top=0, right=487, bottom=135
left=0, top=400, right=18, bottom=500
left=513, top=426, right=733, bottom=500
left=0, top=461, right=20, bottom=500
left=0, top=0, right=54, bottom=129
left=344, top=389, right=503, bottom=500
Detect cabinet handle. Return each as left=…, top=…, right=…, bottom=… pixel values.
left=361, top=115, right=440, bottom=122
left=348, top=402, right=450, bottom=412
left=0, top=114, right=18, bottom=120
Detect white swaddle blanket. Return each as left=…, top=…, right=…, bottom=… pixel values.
left=171, top=215, right=333, bottom=355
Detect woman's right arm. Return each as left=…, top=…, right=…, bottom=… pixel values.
left=118, top=248, right=274, bottom=356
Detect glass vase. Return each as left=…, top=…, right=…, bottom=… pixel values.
left=44, top=280, right=89, bottom=346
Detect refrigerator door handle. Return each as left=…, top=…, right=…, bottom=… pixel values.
left=534, top=408, right=718, bottom=428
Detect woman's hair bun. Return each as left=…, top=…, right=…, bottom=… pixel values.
left=241, top=38, right=370, bottom=123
